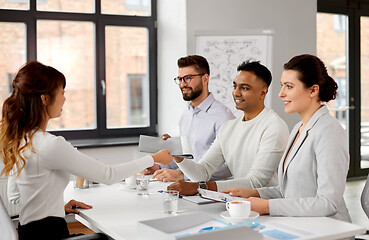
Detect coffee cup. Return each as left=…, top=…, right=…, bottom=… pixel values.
left=125, top=175, right=137, bottom=188
left=226, top=200, right=251, bottom=218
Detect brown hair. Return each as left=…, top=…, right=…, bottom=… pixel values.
left=284, top=54, right=337, bottom=102
left=0, top=61, right=66, bottom=176
left=177, top=55, right=210, bottom=75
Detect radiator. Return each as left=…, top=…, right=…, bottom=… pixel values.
left=0, top=178, right=19, bottom=217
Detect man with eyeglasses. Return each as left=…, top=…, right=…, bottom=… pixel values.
left=141, top=55, right=235, bottom=181
left=154, top=60, right=289, bottom=196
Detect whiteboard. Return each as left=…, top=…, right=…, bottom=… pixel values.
left=196, top=32, right=273, bottom=117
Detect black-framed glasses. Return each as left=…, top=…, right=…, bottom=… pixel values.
left=173, top=74, right=205, bottom=85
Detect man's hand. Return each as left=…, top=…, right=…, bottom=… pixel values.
left=153, top=169, right=184, bottom=182
left=161, top=133, right=171, bottom=140
left=167, top=180, right=199, bottom=196
left=152, top=149, right=173, bottom=165
left=64, top=199, right=92, bottom=215
left=141, top=163, right=161, bottom=175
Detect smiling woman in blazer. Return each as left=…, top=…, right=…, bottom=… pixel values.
left=223, top=54, right=351, bottom=222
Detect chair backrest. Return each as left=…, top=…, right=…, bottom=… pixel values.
left=0, top=196, right=18, bottom=240
left=361, top=174, right=369, bottom=219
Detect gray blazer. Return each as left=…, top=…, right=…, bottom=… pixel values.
left=257, top=105, right=351, bottom=222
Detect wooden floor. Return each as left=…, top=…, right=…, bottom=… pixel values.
left=67, top=221, right=95, bottom=235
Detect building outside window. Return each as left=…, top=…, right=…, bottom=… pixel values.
left=0, top=0, right=157, bottom=142
left=317, top=0, right=369, bottom=177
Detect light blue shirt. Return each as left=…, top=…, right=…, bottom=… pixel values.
left=164, top=93, right=235, bottom=180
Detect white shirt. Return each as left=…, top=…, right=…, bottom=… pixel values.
left=8, top=131, right=153, bottom=225
left=177, top=107, right=289, bottom=191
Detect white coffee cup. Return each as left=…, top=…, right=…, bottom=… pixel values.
left=226, top=200, right=251, bottom=218
left=125, top=175, right=137, bottom=188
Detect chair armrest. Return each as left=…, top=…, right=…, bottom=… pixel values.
left=64, top=233, right=109, bottom=240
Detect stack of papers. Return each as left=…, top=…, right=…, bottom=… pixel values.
left=138, top=135, right=194, bottom=159
left=198, top=189, right=245, bottom=202
left=181, top=194, right=217, bottom=204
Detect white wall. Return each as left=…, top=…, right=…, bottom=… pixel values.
left=185, top=0, right=317, bottom=129
left=157, top=0, right=187, bottom=136
left=77, top=0, right=317, bottom=162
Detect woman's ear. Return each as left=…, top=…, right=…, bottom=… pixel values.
left=40, top=94, right=48, bottom=106
left=310, top=84, right=319, bottom=98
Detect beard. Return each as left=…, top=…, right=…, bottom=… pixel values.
left=181, top=85, right=203, bottom=101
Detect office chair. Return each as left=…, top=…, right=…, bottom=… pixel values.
left=0, top=196, right=109, bottom=240
left=0, top=196, right=18, bottom=240
left=356, top=175, right=369, bottom=240
left=362, top=174, right=369, bottom=219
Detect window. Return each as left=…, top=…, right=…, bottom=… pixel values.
left=127, top=74, right=148, bottom=126
left=318, top=0, right=369, bottom=177
left=0, top=1, right=157, bottom=142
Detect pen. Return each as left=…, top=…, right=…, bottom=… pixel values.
left=157, top=190, right=183, bottom=198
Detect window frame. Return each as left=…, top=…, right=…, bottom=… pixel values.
left=0, top=0, right=158, bottom=143
left=318, top=0, right=369, bottom=177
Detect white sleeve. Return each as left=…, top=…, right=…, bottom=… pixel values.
left=7, top=175, right=20, bottom=204
left=177, top=136, right=226, bottom=181
left=39, top=136, right=154, bottom=185
left=215, top=121, right=288, bottom=191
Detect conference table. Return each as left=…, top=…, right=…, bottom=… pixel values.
left=64, top=180, right=366, bottom=240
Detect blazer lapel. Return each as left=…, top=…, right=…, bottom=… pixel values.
left=283, top=126, right=307, bottom=175
left=282, top=105, right=329, bottom=176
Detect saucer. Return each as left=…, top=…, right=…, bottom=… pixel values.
left=220, top=210, right=259, bottom=221
left=119, top=182, right=137, bottom=190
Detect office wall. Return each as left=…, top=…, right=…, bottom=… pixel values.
left=85, top=0, right=317, bottom=162
left=185, top=0, right=317, bottom=129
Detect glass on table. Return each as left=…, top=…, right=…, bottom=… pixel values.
left=162, top=190, right=179, bottom=214
left=136, top=175, right=149, bottom=195
left=74, top=177, right=90, bottom=189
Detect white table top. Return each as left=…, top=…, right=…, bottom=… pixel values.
left=64, top=181, right=366, bottom=240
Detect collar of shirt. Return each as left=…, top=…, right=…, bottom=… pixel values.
left=187, top=93, right=215, bottom=115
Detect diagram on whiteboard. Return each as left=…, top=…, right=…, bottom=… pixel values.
left=196, top=34, right=272, bottom=116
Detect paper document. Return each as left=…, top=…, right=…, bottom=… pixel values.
left=260, top=220, right=314, bottom=239
left=198, top=189, right=244, bottom=202
left=182, top=194, right=217, bottom=204
left=138, top=135, right=194, bottom=159
left=170, top=219, right=229, bottom=238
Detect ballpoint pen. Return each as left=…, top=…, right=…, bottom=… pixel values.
left=157, top=190, right=183, bottom=198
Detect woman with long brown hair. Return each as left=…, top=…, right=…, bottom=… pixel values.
left=0, top=61, right=170, bottom=239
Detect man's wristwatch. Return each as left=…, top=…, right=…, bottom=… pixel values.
left=198, top=181, right=208, bottom=190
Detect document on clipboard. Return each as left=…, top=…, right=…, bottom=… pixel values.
left=198, top=189, right=245, bottom=202
left=182, top=194, right=217, bottom=205
left=138, top=135, right=194, bottom=159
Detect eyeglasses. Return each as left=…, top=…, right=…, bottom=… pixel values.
left=173, top=74, right=205, bottom=85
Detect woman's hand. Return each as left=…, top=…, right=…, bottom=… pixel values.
left=152, top=149, right=174, bottom=165
left=221, top=188, right=260, bottom=198
left=64, top=199, right=92, bottom=215
left=247, top=197, right=270, bottom=215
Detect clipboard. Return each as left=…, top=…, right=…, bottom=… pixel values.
left=198, top=189, right=244, bottom=202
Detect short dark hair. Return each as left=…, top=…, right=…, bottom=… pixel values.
left=177, top=55, right=210, bottom=75
left=237, top=60, right=272, bottom=86
left=284, top=54, right=337, bottom=102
